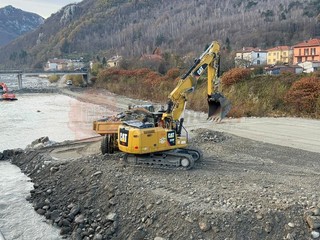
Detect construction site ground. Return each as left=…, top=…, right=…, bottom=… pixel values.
left=5, top=87, right=320, bottom=240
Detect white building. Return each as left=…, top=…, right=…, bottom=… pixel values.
left=235, top=47, right=268, bottom=67
left=298, top=61, right=320, bottom=73
left=44, top=58, right=85, bottom=71
left=107, top=55, right=122, bottom=67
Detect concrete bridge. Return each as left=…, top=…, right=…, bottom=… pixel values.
left=0, top=69, right=90, bottom=89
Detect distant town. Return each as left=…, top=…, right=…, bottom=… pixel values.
left=44, top=55, right=123, bottom=72
left=45, top=38, right=320, bottom=76
left=235, top=38, right=320, bottom=75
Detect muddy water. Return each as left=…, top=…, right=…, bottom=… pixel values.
left=0, top=162, right=61, bottom=240
left=0, top=76, right=112, bottom=239
left=0, top=93, right=111, bottom=150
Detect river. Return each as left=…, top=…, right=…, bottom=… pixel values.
left=0, top=76, right=108, bottom=239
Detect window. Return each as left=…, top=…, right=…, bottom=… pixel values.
left=257, top=53, right=260, bottom=58
left=257, top=60, right=260, bottom=65
left=283, top=52, right=286, bottom=56
left=297, top=57, right=302, bottom=62
left=304, top=48, right=309, bottom=55
left=311, top=48, right=316, bottom=55
left=299, top=49, right=301, bottom=56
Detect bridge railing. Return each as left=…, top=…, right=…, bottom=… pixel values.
left=0, top=69, right=88, bottom=74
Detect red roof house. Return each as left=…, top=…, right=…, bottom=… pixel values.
left=293, top=38, right=320, bottom=64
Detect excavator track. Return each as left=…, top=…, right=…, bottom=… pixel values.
left=170, top=147, right=203, bottom=162
left=122, top=148, right=202, bottom=170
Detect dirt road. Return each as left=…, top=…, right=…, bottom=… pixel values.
left=183, top=111, right=320, bottom=154
left=59, top=86, right=320, bottom=154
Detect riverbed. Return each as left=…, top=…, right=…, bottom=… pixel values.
left=0, top=93, right=108, bottom=151
left=0, top=76, right=109, bottom=239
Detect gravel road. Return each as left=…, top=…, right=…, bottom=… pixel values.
left=184, top=113, right=320, bottom=154
left=59, top=86, right=320, bottom=154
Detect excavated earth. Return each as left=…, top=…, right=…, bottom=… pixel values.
left=2, top=128, right=320, bottom=240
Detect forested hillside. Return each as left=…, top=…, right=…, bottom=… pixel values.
left=0, top=5, right=44, bottom=47
left=0, top=0, right=319, bottom=69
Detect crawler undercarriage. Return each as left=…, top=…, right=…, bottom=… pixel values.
left=122, top=148, right=202, bottom=170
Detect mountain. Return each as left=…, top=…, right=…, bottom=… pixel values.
left=0, top=0, right=319, bottom=69
left=0, top=5, right=44, bottom=47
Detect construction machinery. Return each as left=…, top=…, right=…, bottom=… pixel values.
left=94, top=41, right=231, bottom=169
left=0, top=82, right=17, bottom=101
left=93, top=104, right=156, bottom=154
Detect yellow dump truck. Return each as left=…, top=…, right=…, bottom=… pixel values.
left=93, top=104, right=155, bottom=154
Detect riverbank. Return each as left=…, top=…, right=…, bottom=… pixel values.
left=0, top=159, right=62, bottom=240
left=2, top=128, right=320, bottom=239
left=95, top=68, right=320, bottom=119
left=2, top=86, right=320, bottom=239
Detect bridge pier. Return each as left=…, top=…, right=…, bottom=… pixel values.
left=17, top=73, right=22, bottom=90
left=82, top=73, right=91, bottom=85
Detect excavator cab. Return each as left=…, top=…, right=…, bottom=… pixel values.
left=208, top=92, right=231, bottom=122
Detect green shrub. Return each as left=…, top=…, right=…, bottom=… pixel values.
left=48, top=75, right=60, bottom=83
left=66, top=75, right=84, bottom=86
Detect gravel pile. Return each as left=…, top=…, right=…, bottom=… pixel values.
left=5, top=129, right=320, bottom=240
left=190, top=128, right=229, bottom=143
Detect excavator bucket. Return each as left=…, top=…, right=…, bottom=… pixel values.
left=207, top=93, right=231, bottom=122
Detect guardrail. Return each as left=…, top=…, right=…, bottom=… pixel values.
left=0, top=69, right=88, bottom=75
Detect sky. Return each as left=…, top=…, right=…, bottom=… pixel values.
left=0, top=0, right=82, bottom=18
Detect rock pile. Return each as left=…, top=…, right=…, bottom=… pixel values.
left=0, top=148, right=23, bottom=161
left=26, top=136, right=55, bottom=149
left=4, top=129, right=320, bottom=240
left=190, top=128, right=228, bottom=143
left=305, top=208, right=320, bottom=239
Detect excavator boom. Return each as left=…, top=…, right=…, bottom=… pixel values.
left=163, top=41, right=231, bottom=123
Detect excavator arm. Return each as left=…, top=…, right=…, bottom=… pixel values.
left=162, top=41, right=230, bottom=125
left=0, top=82, right=9, bottom=92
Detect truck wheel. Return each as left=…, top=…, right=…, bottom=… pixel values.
left=109, top=133, right=117, bottom=153
left=101, top=134, right=117, bottom=154
left=101, top=135, right=109, bottom=154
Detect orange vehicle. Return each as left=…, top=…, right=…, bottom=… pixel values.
left=0, top=82, right=17, bottom=101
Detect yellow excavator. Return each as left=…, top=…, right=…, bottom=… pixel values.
left=117, top=41, right=231, bottom=169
